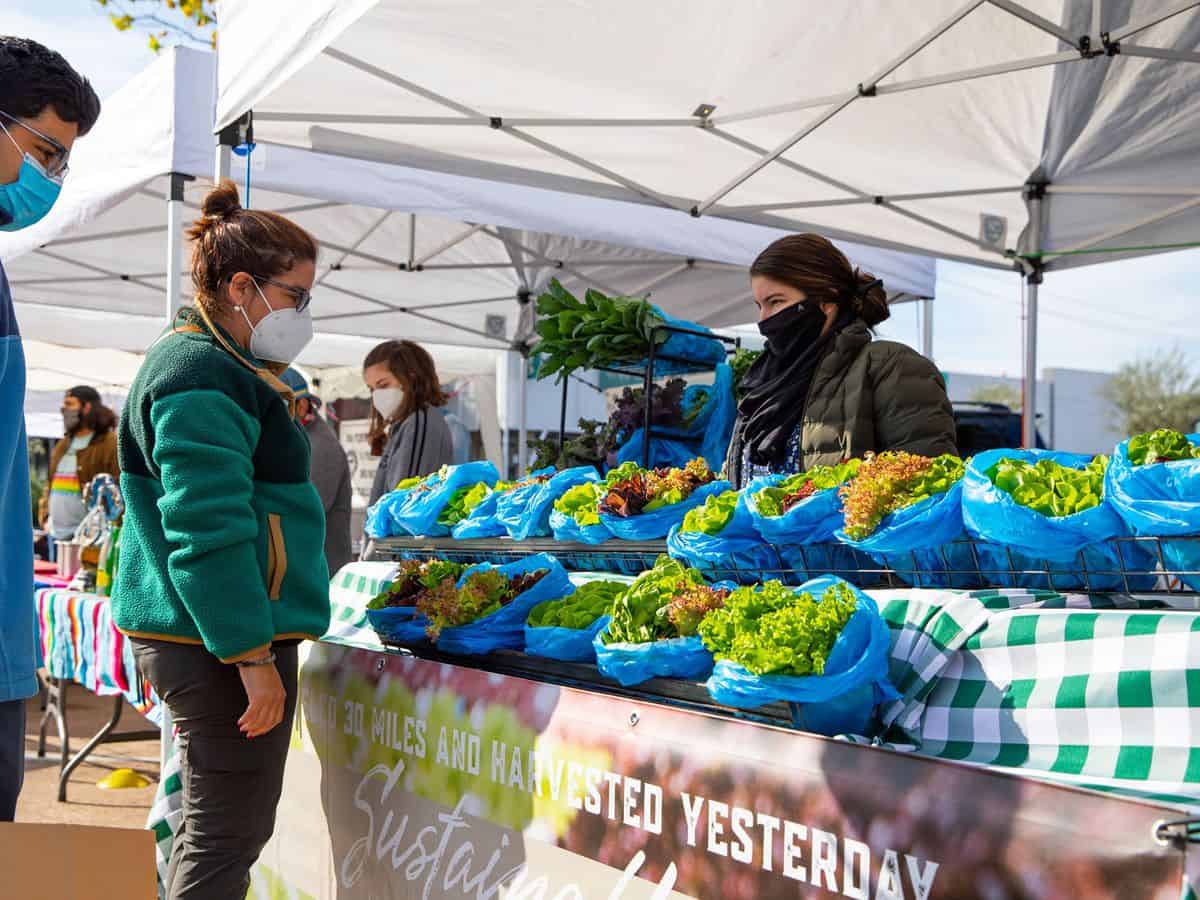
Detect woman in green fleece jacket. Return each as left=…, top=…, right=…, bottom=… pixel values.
left=112, top=180, right=330, bottom=899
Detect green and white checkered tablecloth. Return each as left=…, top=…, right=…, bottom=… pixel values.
left=148, top=562, right=1200, bottom=896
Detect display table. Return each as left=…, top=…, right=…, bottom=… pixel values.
left=319, top=564, right=1200, bottom=805
left=34, top=588, right=162, bottom=801
left=235, top=562, right=1199, bottom=900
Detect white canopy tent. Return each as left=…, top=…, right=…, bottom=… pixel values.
left=215, top=0, right=1200, bottom=446
left=0, top=48, right=935, bottom=470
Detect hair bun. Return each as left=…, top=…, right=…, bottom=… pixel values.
left=200, top=178, right=242, bottom=221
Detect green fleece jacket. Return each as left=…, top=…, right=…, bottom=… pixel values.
left=112, top=309, right=330, bottom=661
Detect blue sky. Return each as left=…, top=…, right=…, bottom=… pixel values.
left=8, top=0, right=1200, bottom=378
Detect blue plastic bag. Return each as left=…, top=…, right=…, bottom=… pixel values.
left=498, top=467, right=599, bottom=541
left=434, top=554, right=572, bottom=656
left=704, top=577, right=899, bottom=736
left=365, top=486, right=419, bottom=539
left=837, top=480, right=980, bottom=588
left=696, top=364, right=736, bottom=473
left=742, top=474, right=863, bottom=583
left=963, top=448, right=1155, bottom=590
left=392, top=460, right=500, bottom=537
left=613, top=364, right=736, bottom=474
left=548, top=509, right=612, bottom=545
left=615, top=432, right=699, bottom=471
left=450, top=488, right=509, bottom=539
left=645, top=307, right=727, bottom=374
left=525, top=616, right=608, bottom=663
left=365, top=606, right=433, bottom=645
left=1106, top=434, right=1200, bottom=590
left=593, top=617, right=714, bottom=687
left=601, top=479, right=732, bottom=541
left=454, top=466, right=555, bottom=540
left=666, top=491, right=782, bottom=584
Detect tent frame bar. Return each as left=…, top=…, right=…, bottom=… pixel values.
left=323, top=47, right=681, bottom=210
left=985, top=0, right=1077, bottom=44
left=722, top=185, right=1023, bottom=213
left=1050, top=195, right=1200, bottom=256
left=413, top=223, right=487, bottom=267
left=317, top=210, right=392, bottom=285
left=317, top=281, right=510, bottom=345
left=1108, top=0, right=1200, bottom=43
left=1119, top=45, right=1200, bottom=64
left=35, top=249, right=162, bottom=295
left=254, top=112, right=700, bottom=128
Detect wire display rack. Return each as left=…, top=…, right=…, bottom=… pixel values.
left=554, top=321, right=740, bottom=469
left=373, top=534, right=1200, bottom=599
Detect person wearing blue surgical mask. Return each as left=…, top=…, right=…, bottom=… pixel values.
left=0, top=37, right=100, bottom=823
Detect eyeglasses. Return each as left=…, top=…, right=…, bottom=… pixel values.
left=0, top=111, right=71, bottom=179
left=254, top=275, right=312, bottom=313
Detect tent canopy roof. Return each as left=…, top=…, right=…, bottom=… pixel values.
left=0, top=47, right=934, bottom=354
left=216, top=0, right=1200, bottom=272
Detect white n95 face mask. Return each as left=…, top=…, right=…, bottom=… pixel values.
left=373, top=387, right=404, bottom=420
left=240, top=281, right=314, bottom=365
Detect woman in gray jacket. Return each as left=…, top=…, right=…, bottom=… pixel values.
left=363, top=339, right=455, bottom=508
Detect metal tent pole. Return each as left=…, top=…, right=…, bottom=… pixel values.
left=920, top=297, right=934, bottom=360
left=517, top=352, right=528, bottom=476
left=216, top=112, right=252, bottom=182
left=165, top=173, right=186, bottom=321
left=1022, top=181, right=1047, bottom=449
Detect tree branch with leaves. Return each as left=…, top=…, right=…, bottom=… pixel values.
left=95, top=0, right=217, bottom=52
left=1104, top=347, right=1200, bottom=436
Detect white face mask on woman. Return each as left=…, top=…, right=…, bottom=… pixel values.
left=239, top=281, right=314, bottom=365
left=373, top=386, right=405, bottom=420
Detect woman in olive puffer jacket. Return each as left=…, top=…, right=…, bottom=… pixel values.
left=725, top=233, right=957, bottom=489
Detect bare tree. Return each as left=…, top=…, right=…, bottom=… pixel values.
left=95, top=0, right=217, bottom=52
left=1104, top=347, right=1200, bottom=436
left=969, top=383, right=1022, bottom=412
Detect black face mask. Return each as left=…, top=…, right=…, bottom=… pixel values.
left=757, top=301, right=826, bottom=357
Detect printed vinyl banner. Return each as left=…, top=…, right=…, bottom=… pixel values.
left=251, top=642, right=1186, bottom=899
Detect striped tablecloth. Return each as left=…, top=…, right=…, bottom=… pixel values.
left=34, top=588, right=161, bottom=724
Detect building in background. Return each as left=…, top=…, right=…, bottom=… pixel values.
left=944, top=367, right=1122, bottom=455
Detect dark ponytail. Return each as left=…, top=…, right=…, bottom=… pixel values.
left=750, top=233, right=890, bottom=327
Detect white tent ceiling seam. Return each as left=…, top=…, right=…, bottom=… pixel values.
left=217, top=0, right=1200, bottom=274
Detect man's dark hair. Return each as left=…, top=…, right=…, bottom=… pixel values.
left=0, top=37, right=101, bottom=136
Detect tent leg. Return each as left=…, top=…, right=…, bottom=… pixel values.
left=1021, top=180, right=1047, bottom=449
left=920, top=297, right=934, bottom=360
left=165, top=173, right=185, bottom=321
left=1022, top=273, right=1039, bottom=448
left=214, top=144, right=231, bottom=182
left=517, top=352, right=528, bottom=476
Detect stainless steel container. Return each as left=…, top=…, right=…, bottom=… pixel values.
left=55, top=540, right=82, bottom=580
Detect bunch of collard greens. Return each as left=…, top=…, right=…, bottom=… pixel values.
left=533, top=279, right=667, bottom=381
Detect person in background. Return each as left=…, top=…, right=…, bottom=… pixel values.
left=363, top=339, right=455, bottom=508
left=725, top=233, right=956, bottom=489
left=440, top=384, right=472, bottom=465
left=113, top=180, right=330, bottom=899
left=40, top=386, right=119, bottom=551
left=281, top=367, right=353, bottom=577
left=0, top=36, right=100, bottom=823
